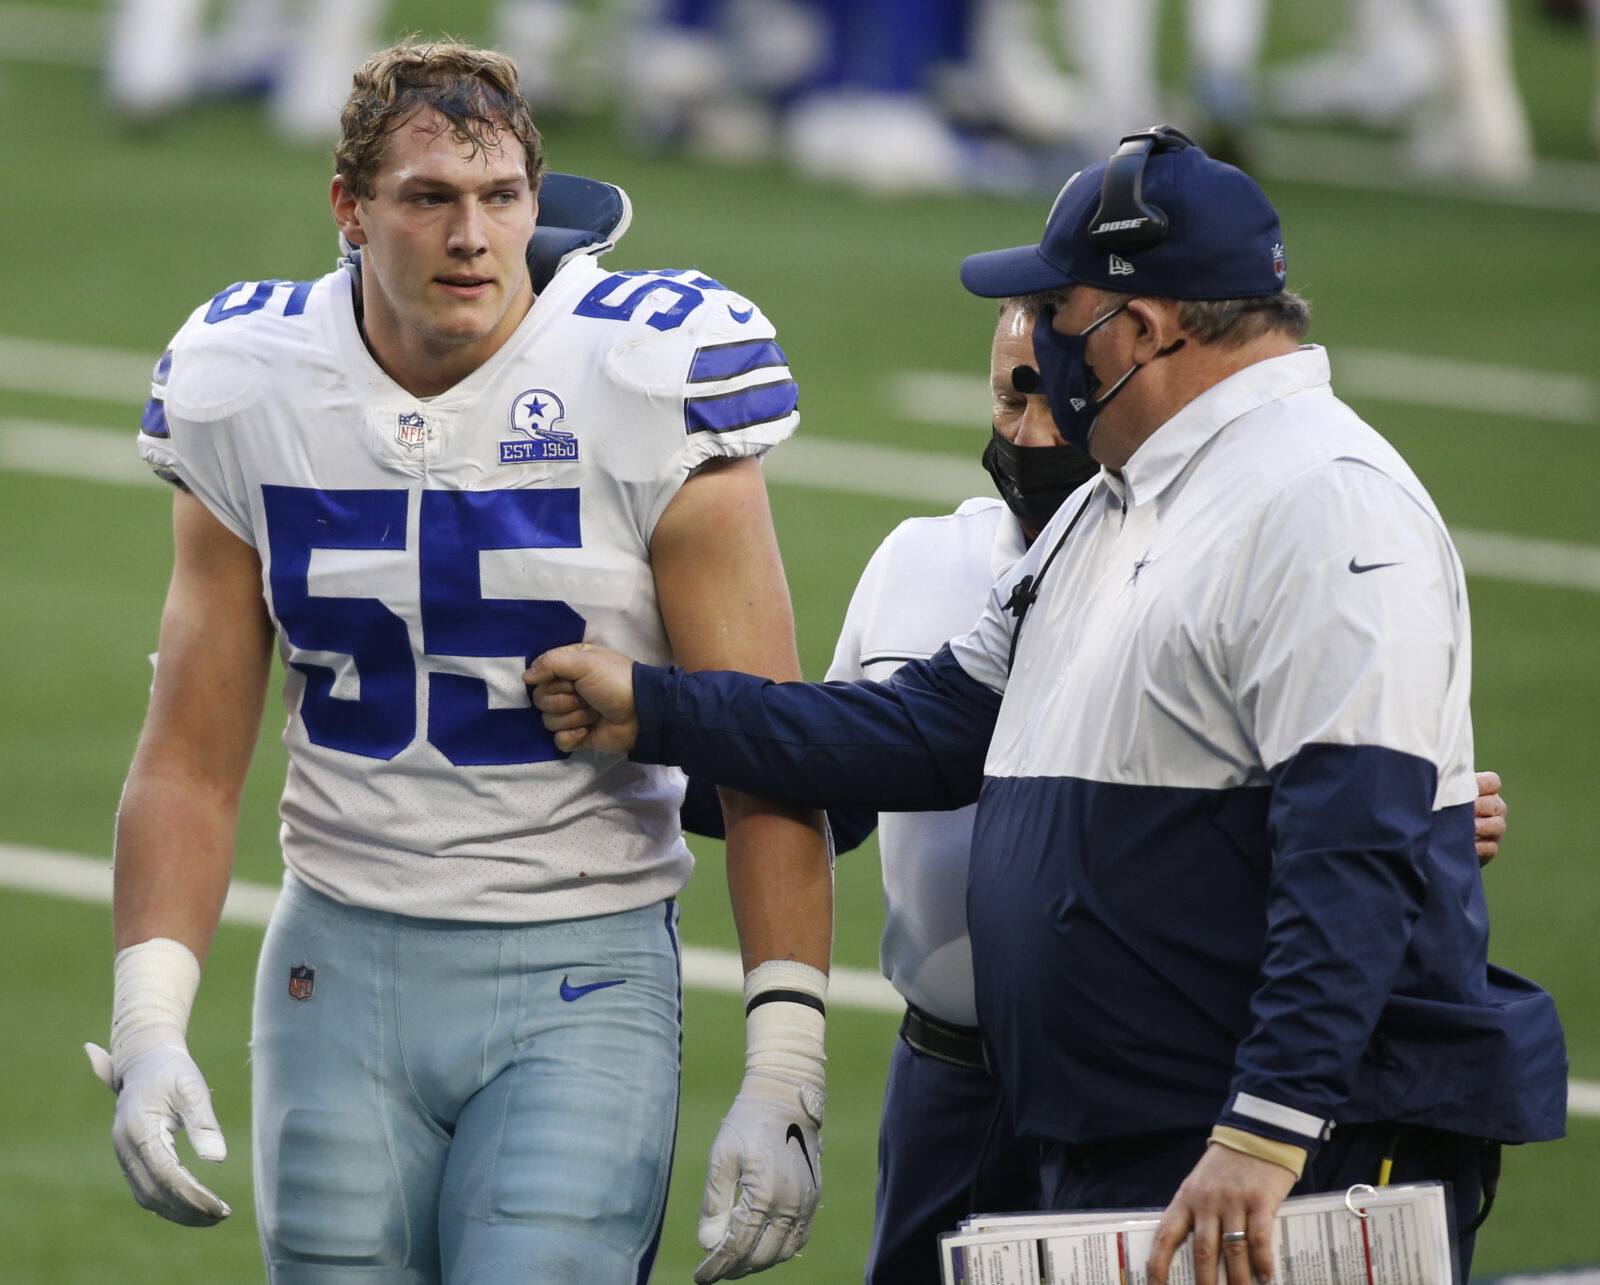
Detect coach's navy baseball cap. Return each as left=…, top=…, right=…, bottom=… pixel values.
left=960, top=134, right=1287, bottom=301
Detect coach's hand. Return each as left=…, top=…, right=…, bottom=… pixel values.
left=1148, top=1143, right=1295, bottom=1285
left=86, top=1037, right=231, bottom=1226
left=525, top=644, right=639, bottom=754
left=1474, top=770, right=1507, bottom=866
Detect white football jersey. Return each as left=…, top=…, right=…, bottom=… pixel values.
left=826, top=497, right=1026, bottom=1027
left=139, top=254, right=799, bottom=922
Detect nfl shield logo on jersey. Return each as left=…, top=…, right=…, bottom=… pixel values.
left=395, top=410, right=427, bottom=450
left=288, top=963, right=316, bottom=1002
left=501, top=388, right=579, bottom=464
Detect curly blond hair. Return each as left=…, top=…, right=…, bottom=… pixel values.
left=335, top=40, right=546, bottom=198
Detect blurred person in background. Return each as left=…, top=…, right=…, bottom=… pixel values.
left=107, top=0, right=387, bottom=140
left=107, top=0, right=1544, bottom=185
left=1269, top=0, right=1534, bottom=182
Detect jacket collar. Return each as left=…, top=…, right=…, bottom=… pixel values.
left=1112, top=346, right=1331, bottom=508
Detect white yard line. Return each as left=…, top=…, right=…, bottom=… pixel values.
left=1569, top=1080, right=1600, bottom=1118
left=7, top=418, right=1600, bottom=595
left=1252, top=126, right=1600, bottom=218
left=3, top=842, right=1591, bottom=1103
left=0, top=335, right=155, bottom=404
left=0, top=420, right=159, bottom=486
left=1335, top=349, right=1596, bottom=426
left=0, top=842, right=903, bottom=1013
left=890, top=352, right=1596, bottom=429
left=1453, top=529, right=1600, bottom=595
left=4, top=332, right=1594, bottom=426
left=765, top=435, right=985, bottom=505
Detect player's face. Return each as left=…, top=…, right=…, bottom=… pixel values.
left=333, top=108, right=537, bottom=390
left=991, top=304, right=1067, bottom=447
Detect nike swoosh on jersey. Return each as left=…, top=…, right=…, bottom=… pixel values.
left=1348, top=557, right=1402, bottom=574
left=727, top=306, right=755, bottom=324
left=559, top=975, right=628, bottom=1002
left=785, top=1122, right=817, bottom=1185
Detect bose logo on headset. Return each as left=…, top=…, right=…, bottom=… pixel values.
left=1086, top=125, right=1198, bottom=254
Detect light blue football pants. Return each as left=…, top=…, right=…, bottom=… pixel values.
left=251, top=873, right=683, bottom=1285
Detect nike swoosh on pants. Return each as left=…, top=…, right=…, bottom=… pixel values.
left=559, top=975, right=627, bottom=1002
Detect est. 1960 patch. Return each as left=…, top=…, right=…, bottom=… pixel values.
left=501, top=388, right=579, bottom=464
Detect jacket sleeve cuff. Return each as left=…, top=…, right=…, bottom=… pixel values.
left=1208, top=1126, right=1308, bottom=1179
left=629, top=663, right=673, bottom=764
left=1218, top=1091, right=1333, bottom=1150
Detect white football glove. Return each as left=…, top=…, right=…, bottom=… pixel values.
left=695, top=960, right=827, bottom=1284
left=85, top=937, right=231, bottom=1227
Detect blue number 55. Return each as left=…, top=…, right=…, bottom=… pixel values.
left=262, top=485, right=585, bottom=766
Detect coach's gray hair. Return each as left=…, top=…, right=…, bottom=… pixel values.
left=1002, top=287, right=1311, bottom=347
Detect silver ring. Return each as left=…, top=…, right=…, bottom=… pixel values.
left=1345, top=1183, right=1376, bottom=1219
left=1222, top=1231, right=1248, bottom=1244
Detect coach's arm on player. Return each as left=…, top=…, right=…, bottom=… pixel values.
left=526, top=639, right=1512, bottom=867
left=648, top=454, right=835, bottom=1283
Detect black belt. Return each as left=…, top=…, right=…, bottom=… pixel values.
left=900, top=1004, right=987, bottom=1072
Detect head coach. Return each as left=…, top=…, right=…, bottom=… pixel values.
left=528, top=127, right=1568, bottom=1284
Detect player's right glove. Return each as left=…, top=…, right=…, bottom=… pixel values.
left=84, top=936, right=231, bottom=1227
left=695, top=960, right=828, bottom=1283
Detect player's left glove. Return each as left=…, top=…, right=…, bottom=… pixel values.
left=695, top=960, right=827, bottom=1283
left=85, top=937, right=231, bottom=1227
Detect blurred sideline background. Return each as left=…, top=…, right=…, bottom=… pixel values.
left=0, top=1, right=1596, bottom=1281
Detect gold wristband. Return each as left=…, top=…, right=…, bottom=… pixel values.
left=1208, top=1126, right=1308, bottom=1179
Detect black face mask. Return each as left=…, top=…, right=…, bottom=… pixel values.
left=981, top=423, right=1100, bottom=536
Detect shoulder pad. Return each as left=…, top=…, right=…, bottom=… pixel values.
left=526, top=173, right=632, bottom=292
left=160, top=276, right=326, bottom=419
left=161, top=305, right=266, bottom=420
left=594, top=269, right=782, bottom=393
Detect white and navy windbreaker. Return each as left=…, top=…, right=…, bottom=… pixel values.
left=631, top=347, right=1566, bottom=1154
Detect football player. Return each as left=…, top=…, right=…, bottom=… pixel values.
left=88, top=40, right=832, bottom=1285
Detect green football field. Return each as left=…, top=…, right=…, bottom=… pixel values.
left=1, top=0, right=1597, bottom=1280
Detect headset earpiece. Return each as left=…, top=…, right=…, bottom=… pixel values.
left=1087, top=125, right=1197, bottom=254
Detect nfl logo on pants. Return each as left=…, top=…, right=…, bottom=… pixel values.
left=288, top=963, right=316, bottom=1002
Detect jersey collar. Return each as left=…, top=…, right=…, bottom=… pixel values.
left=330, top=256, right=602, bottom=408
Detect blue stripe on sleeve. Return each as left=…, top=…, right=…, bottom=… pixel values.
left=632, top=643, right=1000, bottom=812
left=684, top=379, right=798, bottom=434
left=140, top=398, right=170, bottom=438
left=153, top=348, right=173, bottom=385
left=688, top=339, right=788, bottom=383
